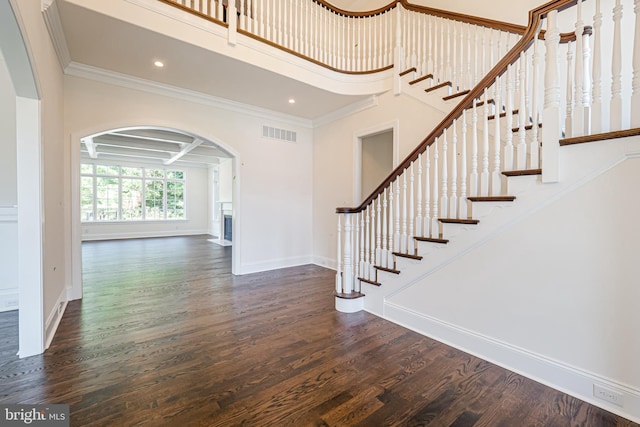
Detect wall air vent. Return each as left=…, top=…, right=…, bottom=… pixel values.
left=262, top=125, right=297, bottom=143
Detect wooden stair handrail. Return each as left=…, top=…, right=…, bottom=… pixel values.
left=315, top=0, right=528, bottom=34
left=337, top=0, right=579, bottom=214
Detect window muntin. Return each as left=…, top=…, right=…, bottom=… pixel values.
left=81, top=163, right=186, bottom=222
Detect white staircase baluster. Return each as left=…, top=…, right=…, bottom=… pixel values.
left=542, top=10, right=561, bottom=183
left=466, top=24, right=473, bottom=89
left=386, top=186, right=394, bottom=267
left=460, top=112, right=468, bottom=219
left=401, top=172, right=408, bottom=253
left=504, top=64, right=514, bottom=171
left=581, top=26, right=592, bottom=136
left=452, top=21, right=458, bottom=91
left=572, top=0, right=585, bottom=137
left=441, top=129, right=449, bottom=218
left=517, top=52, right=528, bottom=169
left=469, top=102, right=479, bottom=197
left=411, top=11, right=417, bottom=71
left=409, top=164, right=415, bottom=254
left=364, top=207, right=371, bottom=280
left=431, top=139, right=440, bottom=237
left=427, top=15, right=434, bottom=77
left=370, top=196, right=376, bottom=266
left=565, top=40, right=575, bottom=138
left=481, top=89, right=490, bottom=196
left=450, top=120, right=458, bottom=218
left=394, top=179, right=401, bottom=255
left=374, top=193, right=381, bottom=268
left=592, top=0, right=604, bottom=133
left=382, top=188, right=389, bottom=269
left=424, top=146, right=431, bottom=236
left=610, top=0, right=623, bottom=131
left=416, top=154, right=423, bottom=238
left=530, top=29, right=541, bottom=169
left=632, top=0, right=640, bottom=126
left=492, top=76, right=502, bottom=195
left=440, top=18, right=445, bottom=81
left=354, top=211, right=360, bottom=282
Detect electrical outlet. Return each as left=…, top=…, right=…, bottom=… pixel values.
left=593, top=384, right=624, bottom=407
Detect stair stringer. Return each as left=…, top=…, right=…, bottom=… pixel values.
left=365, top=135, right=640, bottom=424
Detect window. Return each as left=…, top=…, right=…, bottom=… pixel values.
left=80, top=163, right=186, bottom=222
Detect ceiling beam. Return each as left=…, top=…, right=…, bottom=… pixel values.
left=164, top=138, right=204, bottom=165
left=83, top=137, right=98, bottom=158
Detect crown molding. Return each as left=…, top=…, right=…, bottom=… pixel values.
left=313, top=95, right=380, bottom=127
left=41, top=0, right=71, bottom=69
left=65, top=62, right=315, bottom=129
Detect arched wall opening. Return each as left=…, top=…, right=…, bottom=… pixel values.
left=70, top=124, right=241, bottom=301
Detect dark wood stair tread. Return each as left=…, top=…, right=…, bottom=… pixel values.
left=475, top=98, right=495, bottom=107
left=399, top=67, right=417, bottom=76
left=409, top=74, right=433, bottom=85
left=443, top=90, right=470, bottom=101
left=467, top=196, right=516, bottom=202
left=439, top=218, right=480, bottom=225
left=560, top=128, right=640, bottom=146
left=425, top=81, right=452, bottom=93
left=374, top=265, right=401, bottom=274
left=512, top=123, right=542, bottom=132
left=415, top=236, right=449, bottom=244
left=488, top=109, right=519, bottom=120
left=358, top=277, right=381, bottom=287
left=335, top=292, right=366, bottom=299
left=393, top=251, right=423, bottom=260
left=502, top=169, right=542, bottom=177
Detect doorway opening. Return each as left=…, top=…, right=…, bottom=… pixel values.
left=354, top=121, right=399, bottom=204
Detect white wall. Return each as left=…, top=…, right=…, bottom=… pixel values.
left=0, top=50, right=17, bottom=206
left=0, top=206, right=18, bottom=312
left=385, top=137, right=640, bottom=423
left=81, top=160, right=211, bottom=241
left=64, top=75, right=313, bottom=275
left=312, top=90, right=445, bottom=268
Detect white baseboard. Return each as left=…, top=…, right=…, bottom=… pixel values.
left=237, top=255, right=313, bottom=275
left=0, top=289, right=19, bottom=313
left=44, top=288, right=68, bottom=350
left=311, top=255, right=336, bottom=271
left=82, top=229, right=210, bottom=241
left=384, top=302, right=640, bottom=424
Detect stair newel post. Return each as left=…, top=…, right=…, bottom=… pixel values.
left=424, top=146, right=431, bottom=236
left=632, top=0, right=640, bottom=126
left=441, top=128, right=450, bottom=218
left=343, top=213, right=354, bottom=294
left=335, top=214, right=342, bottom=293
left=611, top=0, right=624, bottom=131
left=354, top=211, right=360, bottom=284
left=460, top=112, right=468, bottom=219
left=530, top=27, right=541, bottom=169
left=581, top=26, right=592, bottom=136
left=469, top=102, right=479, bottom=197
left=492, top=76, right=502, bottom=196
left=431, top=138, right=440, bottom=237
left=227, top=0, right=238, bottom=45
left=401, top=172, right=408, bottom=253
left=359, top=211, right=365, bottom=283
left=565, top=40, right=575, bottom=138
left=409, top=163, right=415, bottom=254
left=542, top=9, right=561, bottom=183
left=450, top=120, right=458, bottom=218
left=481, top=89, right=490, bottom=196
left=416, top=154, right=423, bottom=239
left=370, top=197, right=376, bottom=266
left=504, top=64, right=515, bottom=171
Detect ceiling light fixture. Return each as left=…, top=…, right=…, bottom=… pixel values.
left=153, top=60, right=165, bottom=68
left=288, top=98, right=296, bottom=104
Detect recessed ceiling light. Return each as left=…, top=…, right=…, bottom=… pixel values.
left=288, top=98, right=296, bottom=104
left=153, top=60, right=164, bottom=68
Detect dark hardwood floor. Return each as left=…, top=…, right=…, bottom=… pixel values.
left=0, top=235, right=636, bottom=426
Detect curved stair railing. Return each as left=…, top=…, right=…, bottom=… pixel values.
left=334, top=0, right=640, bottom=312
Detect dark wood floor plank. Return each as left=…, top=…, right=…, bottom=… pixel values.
left=0, top=235, right=636, bottom=426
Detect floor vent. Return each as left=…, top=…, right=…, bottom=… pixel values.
left=263, top=125, right=297, bottom=143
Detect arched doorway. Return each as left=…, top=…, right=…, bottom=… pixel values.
left=70, top=125, right=239, bottom=300
left=0, top=0, right=45, bottom=358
